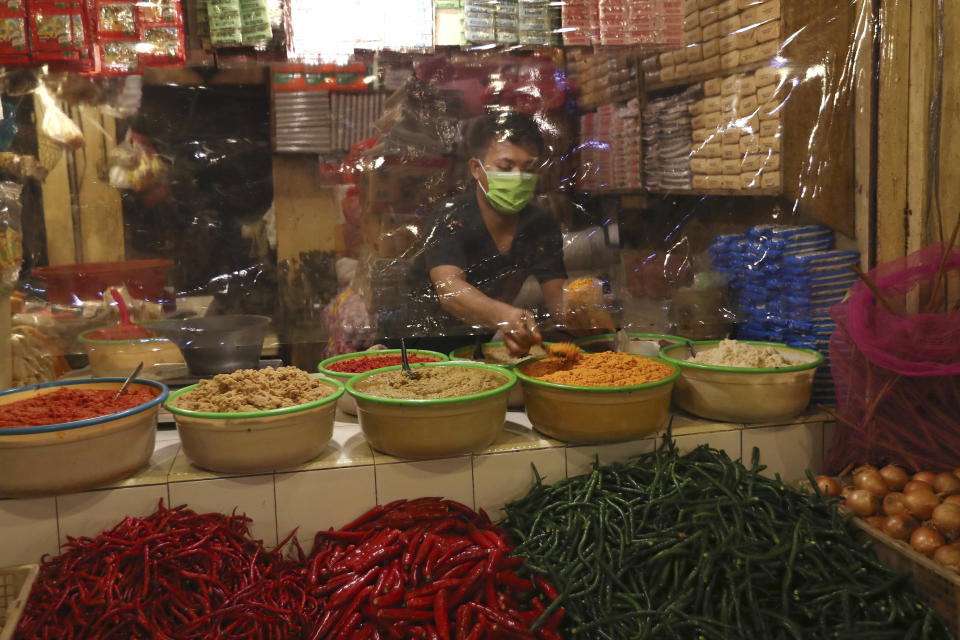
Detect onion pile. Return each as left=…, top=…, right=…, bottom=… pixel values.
left=816, top=464, right=960, bottom=570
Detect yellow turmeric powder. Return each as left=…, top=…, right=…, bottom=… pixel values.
left=521, top=351, right=675, bottom=387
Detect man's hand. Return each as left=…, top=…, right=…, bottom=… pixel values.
left=500, top=308, right=542, bottom=356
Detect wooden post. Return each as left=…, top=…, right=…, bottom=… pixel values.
left=75, top=105, right=125, bottom=262
left=34, top=94, right=77, bottom=266
left=853, top=0, right=876, bottom=270
left=874, top=0, right=911, bottom=266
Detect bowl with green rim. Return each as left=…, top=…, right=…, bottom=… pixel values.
left=346, top=361, right=515, bottom=459
left=514, top=354, right=680, bottom=444
left=448, top=341, right=552, bottom=407
left=573, top=332, right=685, bottom=357
left=165, top=374, right=343, bottom=473
left=659, top=340, right=824, bottom=423
left=318, top=349, right=449, bottom=416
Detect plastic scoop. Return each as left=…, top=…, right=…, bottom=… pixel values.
left=107, top=288, right=157, bottom=340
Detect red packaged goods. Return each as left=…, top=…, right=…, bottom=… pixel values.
left=97, top=0, right=136, bottom=37
left=0, top=387, right=159, bottom=428
left=140, top=24, right=184, bottom=65
left=0, top=11, right=29, bottom=65
left=100, top=40, right=138, bottom=74
left=137, top=0, right=181, bottom=25
left=29, top=5, right=79, bottom=62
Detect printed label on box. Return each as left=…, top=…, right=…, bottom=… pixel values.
left=721, top=49, right=740, bottom=69
left=722, top=143, right=741, bottom=159
left=722, top=157, right=741, bottom=174
left=702, top=38, right=719, bottom=58
left=704, top=77, right=722, bottom=95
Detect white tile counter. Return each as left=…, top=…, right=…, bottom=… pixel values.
left=0, top=409, right=834, bottom=567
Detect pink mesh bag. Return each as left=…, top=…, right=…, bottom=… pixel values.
left=824, top=242, right=960, bottom=473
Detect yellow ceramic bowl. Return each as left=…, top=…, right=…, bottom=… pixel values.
left=318, top=349, right=448, bottom=416
left=0, top=379, right=168, bottom=497
left=515, top=356, right=680, bottom=444
left=346, top=361, right=514, bottom=459
left=165, top=375, right=343, bottom=474
left=79, top=328, right=184, bottom=380
left=659, top=341, right=824, bottom=423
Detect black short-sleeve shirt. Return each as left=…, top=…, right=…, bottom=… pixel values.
left=403, top=193, right=567, bottom=334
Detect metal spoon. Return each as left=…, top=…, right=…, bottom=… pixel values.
left=400, top=339, right=419, bottom=380
left=114, top=361, right=144, bottom=401
left=685, top=340, right=698, bottom=359
left=472, top=334, right=485, bottom=360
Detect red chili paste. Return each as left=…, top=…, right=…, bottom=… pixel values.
left=0, top=388, right=159, bottom=428
left=326, top=354, right=441, bottom=374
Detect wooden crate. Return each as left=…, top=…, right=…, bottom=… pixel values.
left=851, top=518, right=960, bottom=635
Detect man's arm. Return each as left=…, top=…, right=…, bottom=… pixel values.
left=430, top=264, right=541, bottom=354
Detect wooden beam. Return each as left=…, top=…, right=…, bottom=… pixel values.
left=875, top=0, right=911, bottom=264
left=853, top=0, right=876, bottom=269
left=76, top=105, right=125, bottom=262
left=35, top=94, right=76, bottom=266
left=937, top=0, right=960, bottom=248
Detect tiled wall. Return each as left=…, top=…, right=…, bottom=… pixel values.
left=0, top=410, right=834, bottom=568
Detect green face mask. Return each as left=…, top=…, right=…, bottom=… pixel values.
left=479, top=166, right=539, bottom=214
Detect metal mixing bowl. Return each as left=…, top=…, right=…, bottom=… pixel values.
left=149, top=314, right=271, bottom=376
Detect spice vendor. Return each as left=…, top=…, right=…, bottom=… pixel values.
left=405, top=111, right=567, bottom=356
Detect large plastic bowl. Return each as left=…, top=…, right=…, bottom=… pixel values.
left=79, top=327, right=185, bottom=380
left=515, top=356, right=680, bottom=444
left=165, top=375, right=343, bottom=474
left=0, top=378, right=168, bottom=497
left=34, top=259, right=173, bottom=305
left=573, top=332, right=685, bottom=357
left=318, top=349, right=449, bottom=416
left=346, top=361, right=515, bottom=459
left=448, top=341, right=552, bottom=408
left=150, top=314, right=271, bottom=376
left=659, top=340, right=824, bottom=423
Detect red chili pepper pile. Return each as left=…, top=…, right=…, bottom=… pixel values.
left=304, top=498, right=564, bottom=640
left=15, top=499, right=563, bottom=639
left=326, top=355, right=441, bottom=374
left=15, top=501, right=314, bottom=640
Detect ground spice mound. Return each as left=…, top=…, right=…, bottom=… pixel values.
left=173, top=366, right=332, bottom=412
left=521, top=352, right=675, bottom=387
left=688, top=339, right=794, bottom=368
left=0, top=387, right=159, bottom=428
left=355, top=367, right=506, bottom=399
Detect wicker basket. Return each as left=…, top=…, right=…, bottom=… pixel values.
left=0, top=564, right=38, bottom=640
left=852, top=517, right=960, bottom=635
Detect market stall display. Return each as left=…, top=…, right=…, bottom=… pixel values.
left=501, top=439, right=953, bottom=638
left=515, top=351, right=679, bottom=443
left=165, top=368, right=342, bottom=473
left=318, top=349, right=448, bottom=415
left=346, top=362, right=514, bottom=459
left=0, top=378, right=168, bottom=497
left=659, top=339, right=822, bottom=422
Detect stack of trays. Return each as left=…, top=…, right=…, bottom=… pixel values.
left=710, top=225, right=860, bottom=403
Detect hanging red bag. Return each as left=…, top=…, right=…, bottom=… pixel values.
left=824, top=241, right=960, bottom=473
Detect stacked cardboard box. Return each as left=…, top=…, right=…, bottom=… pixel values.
left=567, top=49, right=639, bottom=111
left=688, top=64, right=783, bottom=190
left=643, top=0, right=780, bottom=86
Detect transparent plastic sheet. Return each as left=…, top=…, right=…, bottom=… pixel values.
left=4, top=0, right=875, bottom=385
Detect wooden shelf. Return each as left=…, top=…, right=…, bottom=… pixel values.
left=645, top=188, right=781, bottom=197
left=645, top=60, right=769, bottom=92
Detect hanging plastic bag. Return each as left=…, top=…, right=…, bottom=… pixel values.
left=34, top=83, right=83, bottom=151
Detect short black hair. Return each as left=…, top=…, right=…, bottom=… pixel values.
left=466, top=111, right=545, bottom=159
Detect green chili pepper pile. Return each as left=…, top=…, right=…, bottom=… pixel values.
left=500, top=439, right=955, bottom=639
